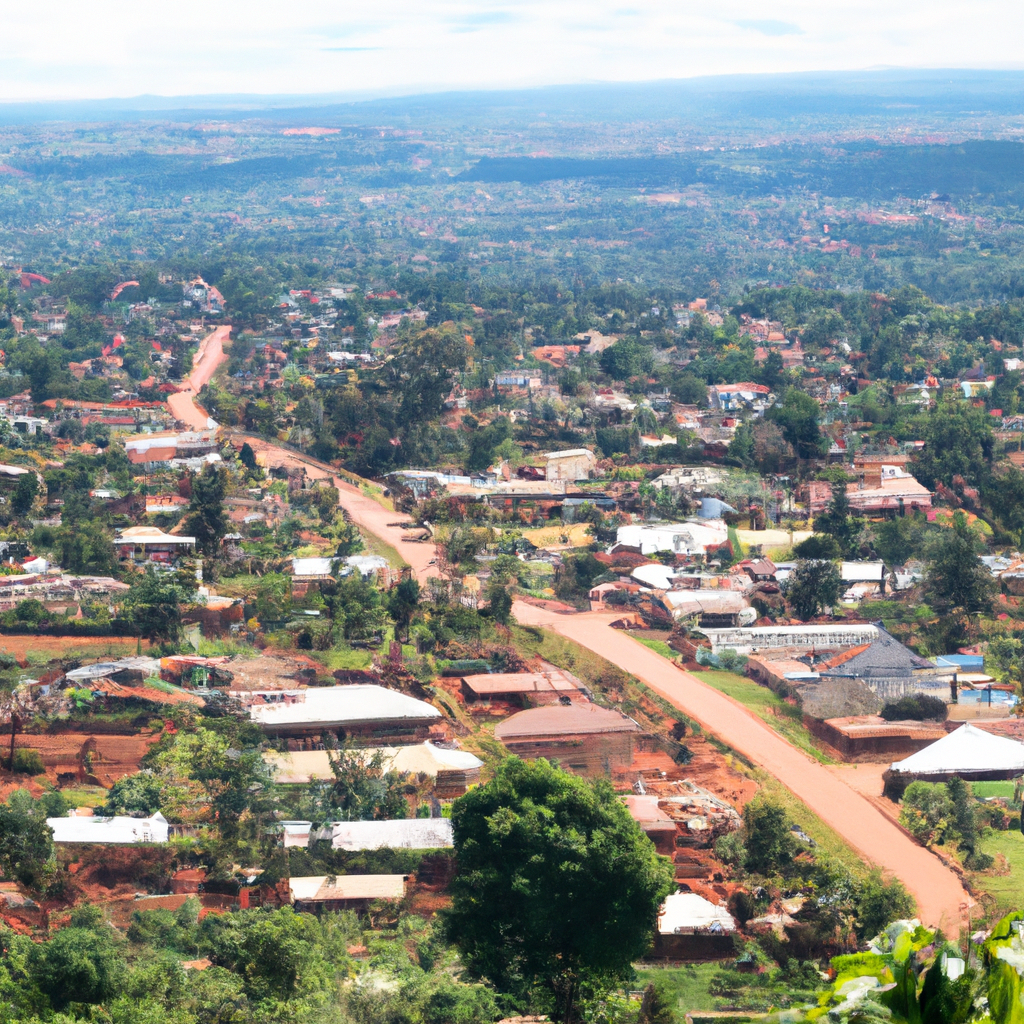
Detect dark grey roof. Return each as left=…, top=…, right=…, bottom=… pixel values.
left=822, top=627, right=927, bottom=680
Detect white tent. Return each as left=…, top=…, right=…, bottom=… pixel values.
left=889, top=723, right=1024, bottom=776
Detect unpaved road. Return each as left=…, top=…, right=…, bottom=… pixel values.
left=167, top=325, right=231, bottom=430
left=227, top=435, right=437, bottom=580
left=513, top=601, right=971, bottom=933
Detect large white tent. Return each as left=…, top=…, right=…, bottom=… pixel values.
left=885, top=723, right=1024, bottom=795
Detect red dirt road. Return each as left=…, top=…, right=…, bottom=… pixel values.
left=166, top=325, right=231, bottom=430
left=227, top=435, right=437, bottom=580
left=513, top=601, right=971, bottom=933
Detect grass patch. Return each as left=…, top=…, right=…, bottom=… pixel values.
left=361, top=530, right=408, bottom=572
left=313, top=647, right=375, bottom=671
left=973, top=782, right=1018, bottom=800
left=691, top=669, right=834, bottom=766
left=636, top=963, right=723, bottom=1015
left=972, top=828, right=1024, bottom=917
left=632, top=635, right=677, bottom=660
left=59, top=786, right=109, bottom=809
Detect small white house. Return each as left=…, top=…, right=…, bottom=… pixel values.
left=47, top=811, right=169, bottom=844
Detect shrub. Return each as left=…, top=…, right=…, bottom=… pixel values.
left=10, top=748, right=44, bottom=775
left=742, top=798, right=794, bottom=875
left=880, top=694, right=947, bottom=721
left=899, top=781, right=953, bottom=845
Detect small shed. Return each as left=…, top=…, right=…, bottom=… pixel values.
left=653, top=892, right=737, bottom=960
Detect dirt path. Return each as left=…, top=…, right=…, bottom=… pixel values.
left=166, top=325, right=231, bottom=430
left=513, top=601, right=971, bottom=933
left=227, top=435, right=437, bottom=580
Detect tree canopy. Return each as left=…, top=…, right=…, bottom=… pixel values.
left=445, top=756, right=673, bottom=1022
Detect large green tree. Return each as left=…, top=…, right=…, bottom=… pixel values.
left=814, top=479, right=861, bottom=556
left=925, top=511, right=995, bottom=613
left=912, top=399, right=994, bottom=489
left=768, top=388, right=827, bottom=460
left=185, top=464, right=227, bottom=557
left=445, top=757, right=673, bottom=1022
left=785, top=559, right=842, bottom=620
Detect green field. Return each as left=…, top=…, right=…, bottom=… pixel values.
left=972, top=781, right=1018, bottom=799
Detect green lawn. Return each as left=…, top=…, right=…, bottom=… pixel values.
left=973, top=828, right=1024, bottom=917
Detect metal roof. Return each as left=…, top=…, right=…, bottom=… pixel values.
left=495, top=703, right=640, bottom=740
left=289, top=874, right=407, bottom=902
left=331, top=818, right=454, bottom=851
left=249, top=685, right=441, bottom=730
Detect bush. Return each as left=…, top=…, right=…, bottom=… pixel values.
left=854, top=870, right=915, bottom=940
left=899, top=781, right=953, bottom=845
left=10, top=748, right=44, bottom=775
left=742, top=799, right=794, bottom=875
left=880, top=694, right=947, bottom=721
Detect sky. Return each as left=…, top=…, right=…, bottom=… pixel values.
left=0, top=0, right=1022, bottom=101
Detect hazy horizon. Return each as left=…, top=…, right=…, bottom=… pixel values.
left=2, top=0, right=1024, bottom=103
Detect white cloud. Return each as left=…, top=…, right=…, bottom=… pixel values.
left=0, top=0, right=1020, bottom=101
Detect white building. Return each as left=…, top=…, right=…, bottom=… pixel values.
left=331, top=818, right=454, bottom=851
left=47, top=811, right=169, bottom=844
left=615, top=520, right=729, bottom=557
left=247, top=684, right=441, bottom=735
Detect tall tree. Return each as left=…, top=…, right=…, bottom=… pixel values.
left=815, top=479, right=861, bottom=556
left=185, top=464, right=227, bottom=557
left=926, top=511, right=995, bottom=613
left=445, top=757, right=673, bottom=1023
left=768, top=388, right=827, bottom=460
left=785, top=559, right=842, bottom=620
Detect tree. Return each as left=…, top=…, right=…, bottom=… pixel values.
left=486, top=579, right=513, bottom=625
left=925, top=511, right=995, bottom=613
left=302, top=745, right=408, bottom=825
left=445, top=757, right=673, bottom=1022
left=742, top=798, right=794, bottom=875
left=814, top=479, right=861, bottom=555
left=912, top=399, right=994, bottom=489
left=124, top=567, right=187, bottom=642
left=311, top=484, right=339, bottom=526
left=768, top=388, right=826, bottom=459
left=101, top=770, right=163, bottom=817
left=54, top=520, right=117, bottom=575
left=10, top=473, right=38, bottom=516
left=30, top=926, right=122, bottom=1009
left=599, top=338, right=655, bottom=382
left=185, top=464, right=227, bottom=557
left=785, top=559, right=842, bottom=620
left=0, top=789, right=54, bottom=887
left=387, top=575, right=421, bottom=635
left=239, top=442, right=258, bottom=472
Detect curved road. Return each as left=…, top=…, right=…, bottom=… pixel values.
left=513, top=600, right=970, bottom=933
left=167, top=325, right=231, bottom=430
left=167, top=328, right=969, bottom=932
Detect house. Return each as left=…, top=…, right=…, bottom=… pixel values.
left=494, top=703, right=640, bottom=776
left=654, top=590, right=755, bottom=628
left=331, top=818, right=454, bottom=850
left=807, top=716, right=947, bottom=761
left=543, top=448, right=597, bottom=482
left=116, top=526, right=196, bottom=564
left=288, top=874, right=407, bottom=912
left=47, top=811, right=169, bottom=844
left=266, top=742, right=483, bottom=795
left=615, top=521, right=729, bottom=557
left=460, top=666, right=581, bottom=705
left=653, top=892, right=737, bottom=960
left=817, top=627, right=954, bottom=703
left=701, top=622, right=880, bottom=655
left=708, top=382, right=774, bottom=413
left=247, top=684, right=442, bottom=739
